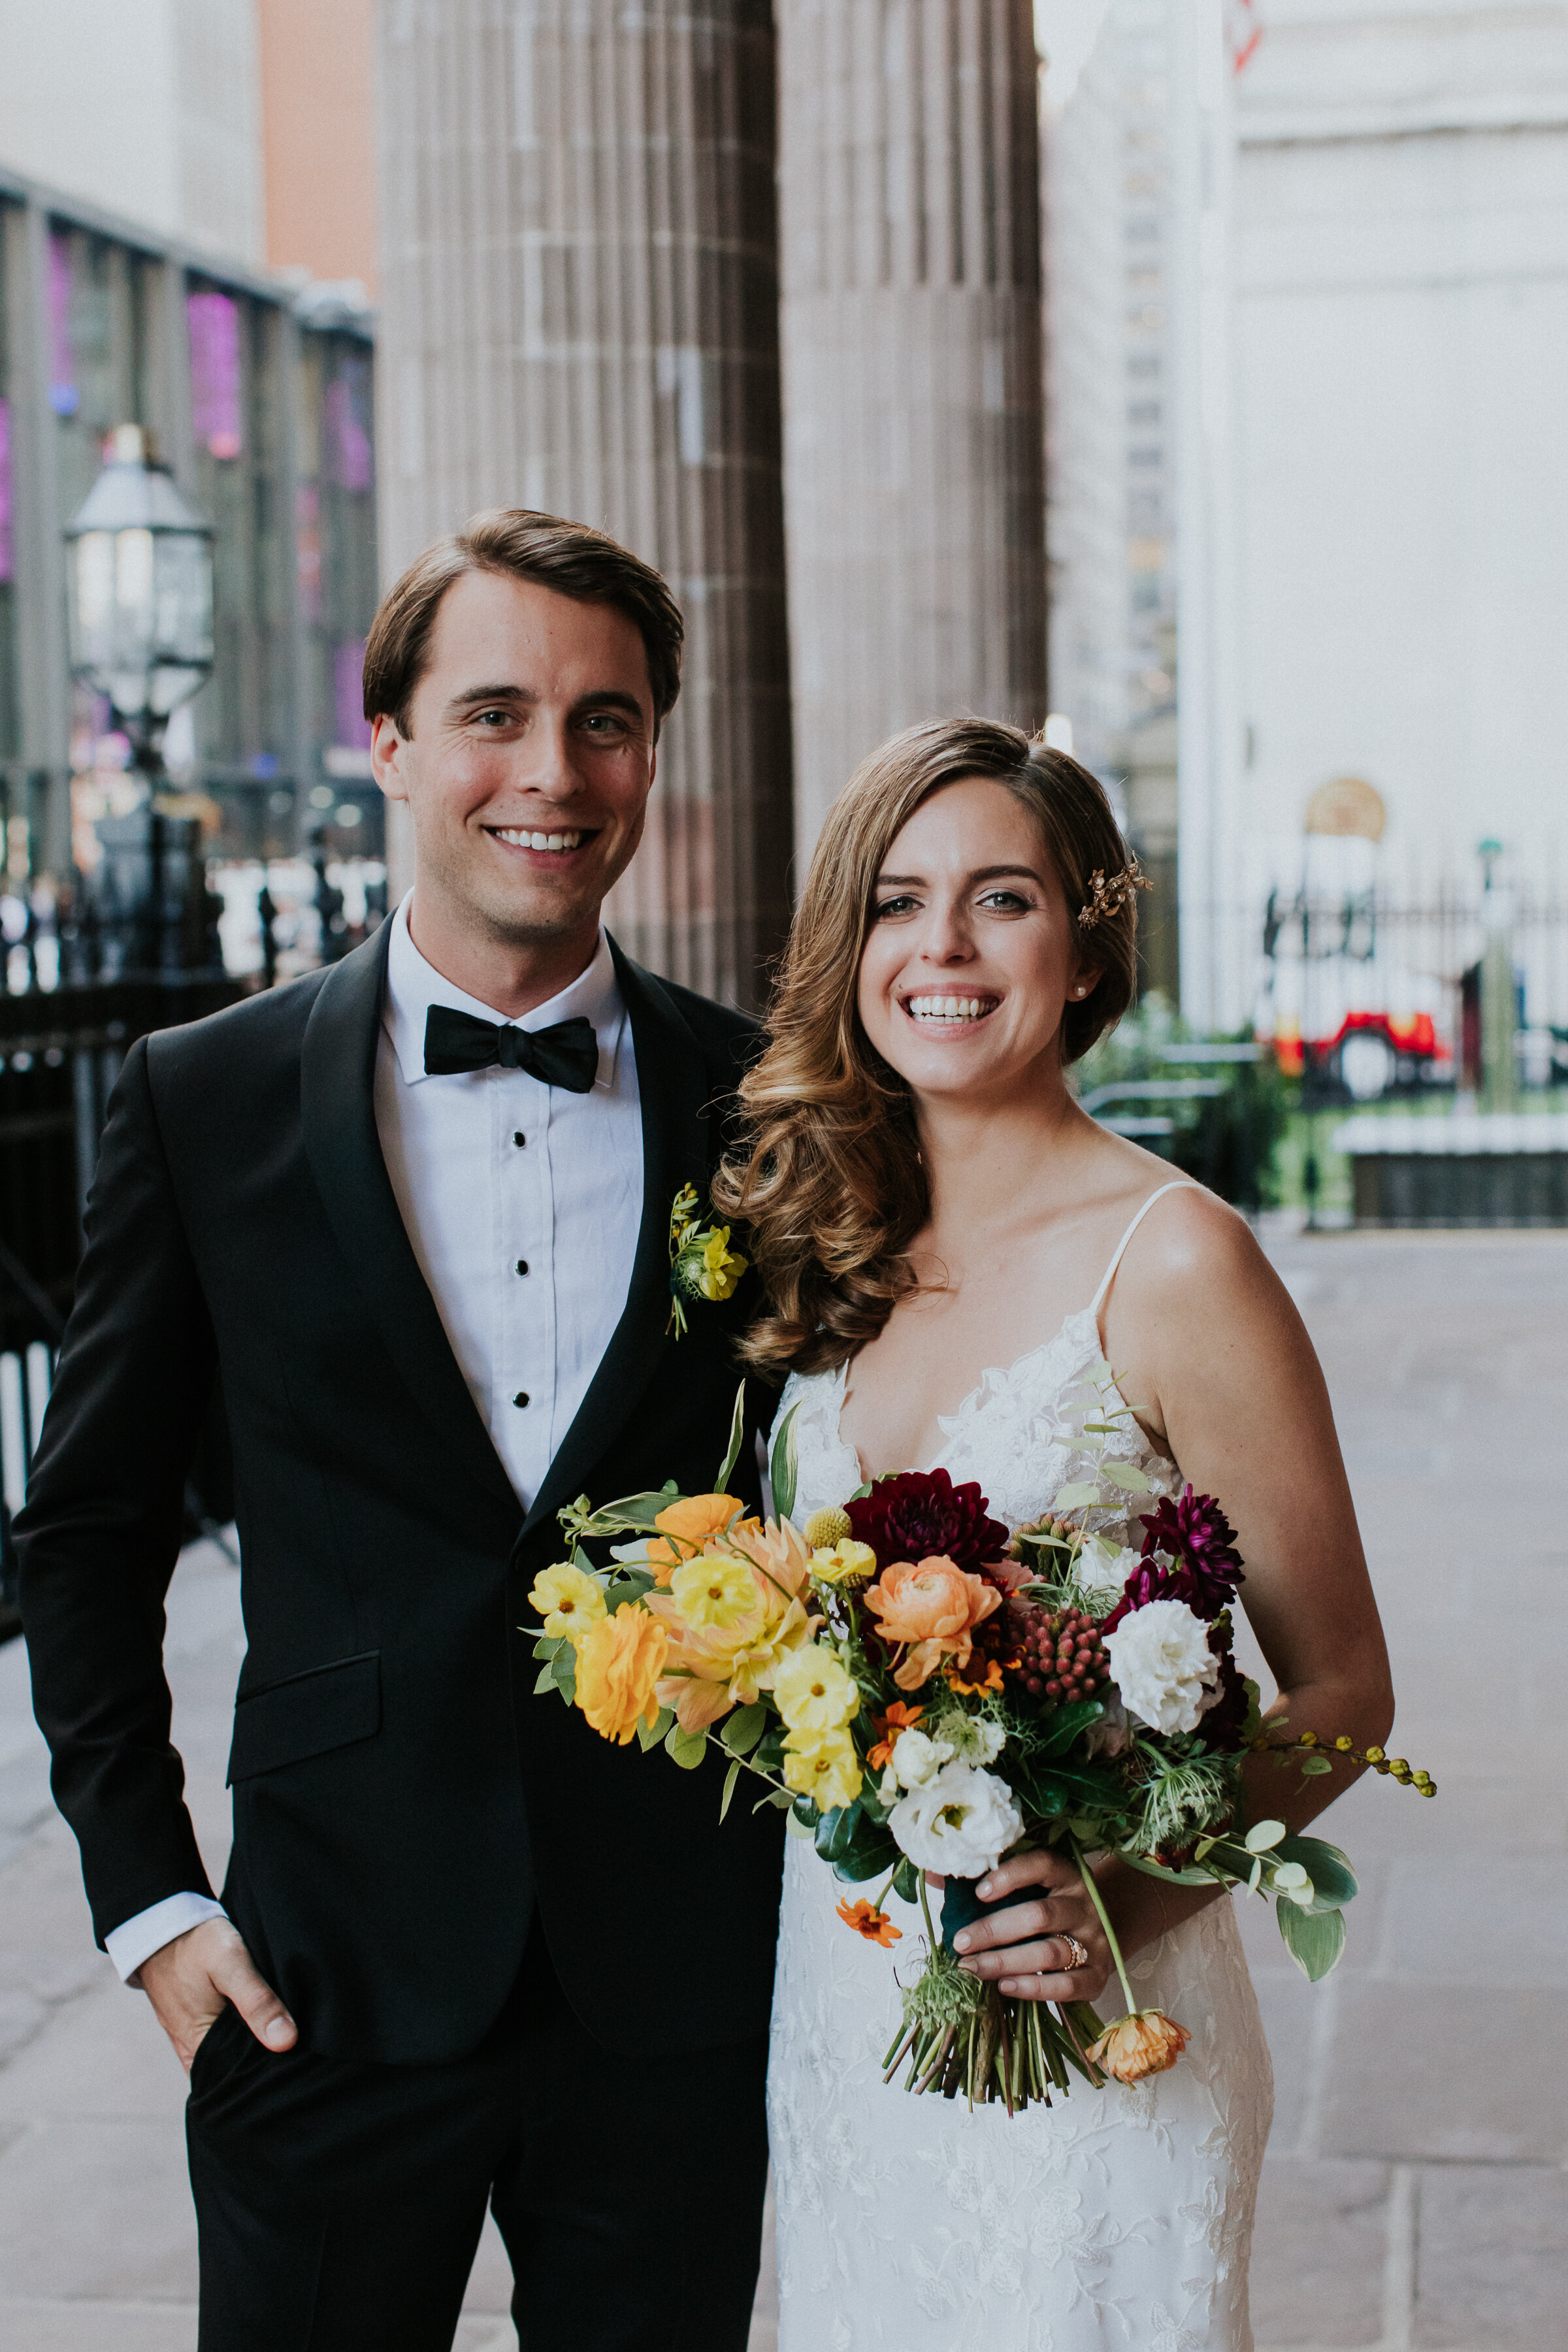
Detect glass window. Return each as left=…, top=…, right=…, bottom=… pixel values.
left=48, top=223, right=153, bottom=533
left=0, top=206, right=18, bottom=757
left=187, top=280, right=289, bottom=776
left=296, top=328, right=380, bottom=857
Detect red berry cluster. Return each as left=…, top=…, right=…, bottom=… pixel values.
left=1013, top=1607, right=1109, bottom=1702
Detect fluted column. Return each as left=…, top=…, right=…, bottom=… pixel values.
left=777, top=0, right=1048, bottom=855
left=376, top=0, right=792, bottom=1007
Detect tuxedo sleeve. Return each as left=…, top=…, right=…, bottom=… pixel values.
left=16, top=1036, right=220, bottom=1946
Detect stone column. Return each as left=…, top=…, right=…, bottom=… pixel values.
left=777, top=0, right=1048, bottom=857
left=376, top=0, right=792, bottom=1007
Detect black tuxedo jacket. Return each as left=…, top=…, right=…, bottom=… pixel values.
left=18, top=924, right=784, bottom=2064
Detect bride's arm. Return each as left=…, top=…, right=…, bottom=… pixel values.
left=955, top=1191, right=1396, bottom=2006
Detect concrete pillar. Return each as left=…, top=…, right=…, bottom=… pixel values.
left=777, top=0, right=1048, bottom=857
left=375, top=0, right=792, bottom=1007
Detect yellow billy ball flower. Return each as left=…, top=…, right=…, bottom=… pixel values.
left=529, top=1562, right=608, bottom=1646
left=810, top=1538, right=878, bottom=1588
left=575, top=1604, right=668, bottom=1744
left=668, top=1554, right=760, bottom=1633
left=774, top=1643, right=858, bottom=1735
left=803, top=1505, right=852, bottom=1550
left=781, top=1726, right=862, bottom=1812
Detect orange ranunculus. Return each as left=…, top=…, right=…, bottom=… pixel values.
left=574, top=1604, right=668, bottom=1744
left=1086, top=2009, right=1192, bottom=2083
left=646, top=1493, right=746, bottom=1586
left=867, top=1701, right=925, bottom=1772
left=836, top=1897, right=902, bottom=1947
left=862, top=1555, right=1003, bottom=1692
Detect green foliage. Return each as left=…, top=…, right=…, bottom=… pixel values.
left=814, top=1798, right=900, bottom=1884
left=769, top=1401, right=800, bottom=1525
left=1279, top=1901, right=1347, bottom=1980
left=715, top=1380, right=747, bottom=1494
left=664, top=1723, right=708, bottom=1770
left=1073, top=1000, right=1290, bottom=1212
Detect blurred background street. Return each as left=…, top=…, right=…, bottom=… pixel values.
left=2, top=1224, right=1562, bottom=2351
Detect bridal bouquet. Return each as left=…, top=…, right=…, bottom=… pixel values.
left=530, top=1375, right=1432, bottom=2115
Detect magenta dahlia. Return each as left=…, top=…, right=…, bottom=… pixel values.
left=846, top=1467, right=1010, bottom=1574
left=1137, top=1485, right=1245, bottom=1616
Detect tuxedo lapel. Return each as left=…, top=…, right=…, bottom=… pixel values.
left=519, top=942, right=712, bottom=1542
left=299, top=924, right=520, bottom=1516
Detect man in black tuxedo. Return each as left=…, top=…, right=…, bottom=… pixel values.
left=18, top=510, right=784, bottom=2350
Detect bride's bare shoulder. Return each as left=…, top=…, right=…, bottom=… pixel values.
left=1117, top=1183, right=1292, bottom=1319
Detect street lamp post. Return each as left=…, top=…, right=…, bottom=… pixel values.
left=63, top=425, right=218, bottom=975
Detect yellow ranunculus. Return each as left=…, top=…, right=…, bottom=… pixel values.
left=696, top=1225, right=747, bottom=1301
left=574, top=1604, right=668, bottom=1745
left=647, top=1517, right=821, bottom=1733
left=810, top=1538, right=879, bottom=1588
left=669, top=1554, right=762, bottom=1633
left=774, top=1643, right=859, bottom=1735
left=529, top=1561, right=608, bottom=1645
left=781, top=1726, right=862, bottom=1812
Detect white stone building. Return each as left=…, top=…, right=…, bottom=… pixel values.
left=1044, top=0, right=1568, bottom=1045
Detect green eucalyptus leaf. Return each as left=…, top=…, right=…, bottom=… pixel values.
left=532, top=1662, right=557, bottom=1695
left=1279, top=1899, right=1347, bottom=1981
left=1299, top=1753, right=1334, bottom=1776
left=1100, top=1459, right=1154, bottom=1492
left=719, top=1756, right=742, bottom=1822
left=665, top=1723, right=708, bottom=1771
left=1053, top=1482, right=1102, bottom=1511
left=638, top=1705, right=676, bottom=1752
left=549, top=1645, right=577, bottom=1703
left=721, top=1702, right=769, bottom=1757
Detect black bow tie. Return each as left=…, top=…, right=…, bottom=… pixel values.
left=422, top=1005, right=600, bottom=1091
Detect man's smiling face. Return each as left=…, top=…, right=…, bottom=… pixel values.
left=372, top=567, right=659, bottom=973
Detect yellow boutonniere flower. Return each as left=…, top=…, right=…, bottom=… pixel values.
left=667, top=1181, right=748, bottom=1337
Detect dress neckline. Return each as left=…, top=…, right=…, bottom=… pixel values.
left=833, top=1302, right=1104, bottom=1483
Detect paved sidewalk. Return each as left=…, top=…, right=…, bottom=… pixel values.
left=1, top=1230, right=1564, bottom=2348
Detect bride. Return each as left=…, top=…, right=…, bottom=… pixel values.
left=717, top=719, right=1394, bottom=2351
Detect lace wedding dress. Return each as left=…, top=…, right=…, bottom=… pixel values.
left=766, top=1186, right=1274, bottom=2352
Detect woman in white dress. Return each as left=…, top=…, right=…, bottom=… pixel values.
left=716, top=719, right=1394, bottom=2351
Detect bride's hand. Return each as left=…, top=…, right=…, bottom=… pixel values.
left=949, top=1850, right=1114, bottom=2006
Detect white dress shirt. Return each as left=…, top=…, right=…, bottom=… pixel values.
left=105, top=895, right=644, bottom=1985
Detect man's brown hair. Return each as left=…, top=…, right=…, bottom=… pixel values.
left=362, top=508, right=685, bottom=738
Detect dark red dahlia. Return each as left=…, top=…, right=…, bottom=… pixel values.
left=1198, top=1639, right=1252, bottom=1752
left=846, top=1467, right=1010, bottom=1574
left=1137, top=1484, right=1245, bottom=1616
left=1100, top=1556, right=1200, bottom=1638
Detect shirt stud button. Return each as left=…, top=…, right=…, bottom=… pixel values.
left=513, top=1131, right=526, bottom=1147
left=515, top=1260, right=529, bottom=1276
left=513, top=1392, right=530, bottom=1409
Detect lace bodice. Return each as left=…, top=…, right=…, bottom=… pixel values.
left=762, top=1186, right=1273, bottom=2351
left=777, top=1303, right=1183, bottom=1541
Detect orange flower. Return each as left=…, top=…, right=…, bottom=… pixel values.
left=1086, top=2009, right=1191, bottom=2083
left=836, top=1897, right=902, bottom=1947
left=861, top=1555, right=1003, bottom=1691
left=574, top=1604, right=668, bottom=1744
left=867, top=1701, right=925, bottom=1772
left=946, top=1655, right=1008, bottom=1697
left=646, top=1518, right=821, bottom=1733
left=646, top=1493, right=745, bottom=1586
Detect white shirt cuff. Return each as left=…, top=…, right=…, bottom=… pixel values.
left=106, top=1892, right=229, bottom=1985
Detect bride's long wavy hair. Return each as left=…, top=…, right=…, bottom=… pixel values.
left=713, top=717, right=1141, bottom=1379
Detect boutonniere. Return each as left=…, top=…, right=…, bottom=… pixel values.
left=667, top=1181, right=748, bottom=1337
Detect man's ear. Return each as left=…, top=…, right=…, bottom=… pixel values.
left=371, top=712, right=410, bottom=804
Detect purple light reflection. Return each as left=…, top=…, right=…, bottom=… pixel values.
left=0, top=400, right=12, bottom=584
left=188, top=291, right=243, bottom=461
left=333, top=640, right=371, bottom=749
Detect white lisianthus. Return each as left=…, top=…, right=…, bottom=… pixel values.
left=1104, top=1597, right=1222, bottom=1735
left=940, top=1714, right=1007, bottom=1767
left=887, top=1727, right=954, bottom=1791
left=889, top=1762, right=1024, bottom=1878
left=1081, top=1537, right=1145, bottom=1590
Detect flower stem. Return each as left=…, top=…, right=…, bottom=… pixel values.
left=1070, top=1837, right=1138, bottom=2017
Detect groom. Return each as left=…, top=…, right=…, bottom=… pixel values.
left=18, top=510, right=783, bottom=2349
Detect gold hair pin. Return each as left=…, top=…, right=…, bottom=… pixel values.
left=1077, top=854, right=1153, bottom=933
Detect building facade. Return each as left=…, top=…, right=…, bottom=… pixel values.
left=0, top=172, right=379, bottom=885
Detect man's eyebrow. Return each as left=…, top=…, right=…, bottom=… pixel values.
left=569, top=689, right=647, bottom=720
left=445, top=682, right=540, bottom=713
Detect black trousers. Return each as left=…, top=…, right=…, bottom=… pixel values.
left=185, top=1927, right=771, bottom=2351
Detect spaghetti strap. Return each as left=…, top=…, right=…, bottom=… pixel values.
left=1088, top=1181, right=1203, bottom=1320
